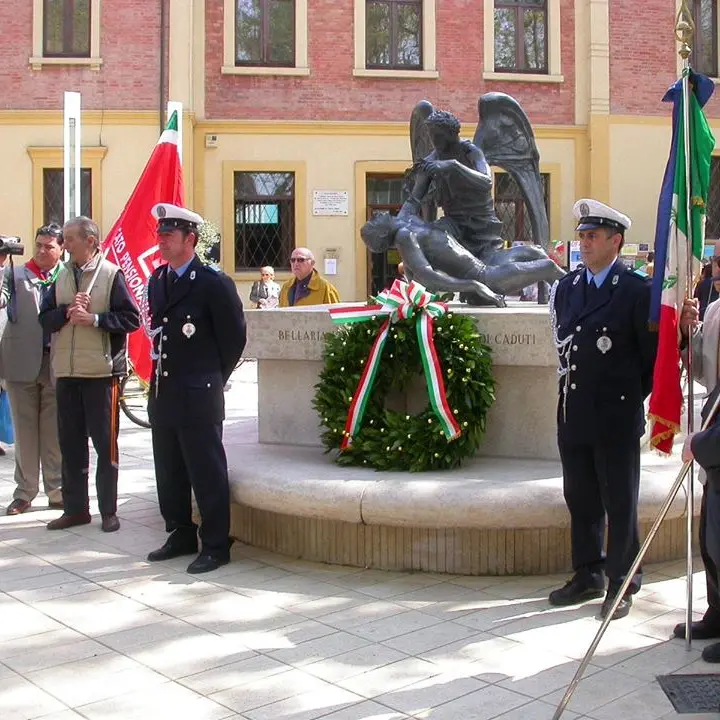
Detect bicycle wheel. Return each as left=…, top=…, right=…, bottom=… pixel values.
left=119, top=373, right=151, bottom=429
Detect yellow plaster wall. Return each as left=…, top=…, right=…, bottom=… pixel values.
left=0, top=114, right=193, bottom=256
left=201, top=128, right=581, bottom=303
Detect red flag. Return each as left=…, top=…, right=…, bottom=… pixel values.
left=102, top=112, right=184, bottom=382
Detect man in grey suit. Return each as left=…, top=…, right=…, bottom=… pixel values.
left=1, top=224, right=64, bottom=515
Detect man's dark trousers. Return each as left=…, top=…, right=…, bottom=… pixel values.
left=55, top=377, right=120, bottom=516
left=702, top=482, right=720, bottom=622
left=151, top=423, right=230, bottom=554
left=558, top=433, right=642, bottom=593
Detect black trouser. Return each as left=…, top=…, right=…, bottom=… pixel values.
left=558, top=434, right=642, bottom=594
left=56, top=376, right=120, bottom=517
left=702, top=481, right=720, bottom=622
left=151, top=423, right=230, bottom=555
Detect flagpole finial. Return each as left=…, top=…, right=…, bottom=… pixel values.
left=675, top=0, right=694, bottom=61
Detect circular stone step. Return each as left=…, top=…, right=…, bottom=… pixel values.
left=227, top=434, right=700, bottom=576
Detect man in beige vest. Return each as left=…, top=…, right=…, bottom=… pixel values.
left=1, top=224, right=64, bottom=515
left=39, top=217, right=140, bottom=532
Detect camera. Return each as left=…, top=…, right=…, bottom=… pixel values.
left=0, top=236, right=25, bottom=256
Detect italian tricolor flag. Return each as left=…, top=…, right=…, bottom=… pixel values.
left=649, top=72, right=715, bottom=454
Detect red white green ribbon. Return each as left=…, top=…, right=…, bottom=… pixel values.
left=328, top=279, right=461, bottom=450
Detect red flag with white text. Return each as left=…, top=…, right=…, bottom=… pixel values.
left=102, top=111, right=184, bottom=382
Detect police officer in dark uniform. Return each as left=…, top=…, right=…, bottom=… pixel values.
left=548, top=199, right=657, bottom=619
left=145, top=203, right=246, bottom=574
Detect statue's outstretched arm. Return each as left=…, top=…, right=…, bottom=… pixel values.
left=398, top=169, right=432, bottom=220
left=448, top=146, right=492, bottom=191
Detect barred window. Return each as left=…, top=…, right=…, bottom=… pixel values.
left=366, top=0, right=422, bottom=69
left=494, top=172, right=549, bottom=244
left=234, top=172, right=295, bottom=271
left=236, top=0, right=295, bottom=66
left=43, top=0, right=91, bottom=58
left=43, top=168, right=92, bottom=225
left=494, top=0, right=547, bottom=73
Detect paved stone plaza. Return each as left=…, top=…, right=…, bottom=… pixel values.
left=0, top=362, right=717, bottom=720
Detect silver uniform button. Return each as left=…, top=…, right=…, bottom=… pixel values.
left=576, top=325, right=581, bottom=332
left=620, top=395, right=625, bottom=400
left=571, top=364, right=577, bottom=371
left=162, top=353, right=167, bottom=359
left=163, top=317, right=168, bottom=322
left=206, top=383, right=211, bottom=388
left=162, top=335, right=168, bottom=341
left=570, top=383, right=577, bottom=390
left=162, top=371, right=168, bottom=377
left=572, top=345, right=578, bottom=351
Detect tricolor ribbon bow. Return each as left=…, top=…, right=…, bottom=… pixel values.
left=328, top=279, right=462, bottom=451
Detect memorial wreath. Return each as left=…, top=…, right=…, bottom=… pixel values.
left=313, top=280, right=496, bottom=472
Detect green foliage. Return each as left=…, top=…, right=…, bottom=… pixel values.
left=313, top=312, right=496, bottom=472
left=196, top=221, right=220, bottom=265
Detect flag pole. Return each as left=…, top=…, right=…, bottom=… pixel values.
left=676, top=0, right=696, bottom=654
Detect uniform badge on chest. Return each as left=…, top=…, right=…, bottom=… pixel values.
left=596, top=326, right=612, bottom=354
left=182, top=315, right=196, bottom=339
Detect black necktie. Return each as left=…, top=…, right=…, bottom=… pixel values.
left=168, top=268, right=178, bottom=284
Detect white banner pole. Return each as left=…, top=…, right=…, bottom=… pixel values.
left=63, top=91, right=82, bottom=221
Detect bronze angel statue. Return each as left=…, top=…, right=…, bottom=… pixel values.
left=361, top=94, right=565, bottom=306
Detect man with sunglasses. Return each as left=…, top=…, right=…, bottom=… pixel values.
left=676, top=239, right=720, bottom=654
left=279, top=248, right=339, bottom=307
left=1, top=224, right=64, bottom=515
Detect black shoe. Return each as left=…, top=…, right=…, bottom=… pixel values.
left=702, top=641, right=720, bottom=663
left=548, top=574, right=605, bottom=607
left=674, top=618, right=720, bottom=640
left=47, top=512, right=91, bottom=530
left=600, top=592, right=632, bottom=620
left=101, top=514, right=120, bottom=533
left=186, top=552, right=230, bottom=574
left=147, top=531, right=198, bottom=562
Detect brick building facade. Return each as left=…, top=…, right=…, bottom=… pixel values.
left=1, top=1, right=719, bottom=302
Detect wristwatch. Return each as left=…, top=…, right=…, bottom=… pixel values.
left=93, top=314, right=99, bottom=328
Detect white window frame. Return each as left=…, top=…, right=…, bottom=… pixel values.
left=483, top=0, right=563, bottom=83
left=30, top=0, right=102, bottom=70
left=222, top=0, right=309, bottom=76
left=354, top=0, right=438, bottom=79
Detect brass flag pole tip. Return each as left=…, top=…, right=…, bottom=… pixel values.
left=675, top=1, right=695, bottom=59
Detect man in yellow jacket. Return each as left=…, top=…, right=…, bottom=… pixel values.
left=279, top=248, right=340, bottom=307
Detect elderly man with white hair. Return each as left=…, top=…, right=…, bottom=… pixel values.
left=279, top=247, right=339, bottom=307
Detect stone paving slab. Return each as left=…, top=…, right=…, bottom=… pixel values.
left=0, top=362, right=712, bottom=719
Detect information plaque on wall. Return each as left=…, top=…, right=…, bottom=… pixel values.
left=312, top=190, right=349, bottom=216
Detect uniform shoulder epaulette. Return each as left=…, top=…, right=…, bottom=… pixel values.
left=201, top=262, right=221, bottom=274
left=630, top=268, right=650, bottom=281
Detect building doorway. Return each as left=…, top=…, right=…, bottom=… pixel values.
left=366, top=174, right=404, bottom=296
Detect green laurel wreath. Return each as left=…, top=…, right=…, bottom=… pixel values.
left=313, top=311, right=496, bottom=472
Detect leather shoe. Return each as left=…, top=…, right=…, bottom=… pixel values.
left=147, top=532, right=198, bottom=562
left=187, top=552, right=230, bottom=574
left=6, top=499, right=31, bottom=515
left=47, top=512, right=91, bottom=530
left=101, top=514, right=120, bottom=533
left=48, top=500, right=64, bottom=510
left=600, top=592, right=632, bottom=620
left=702, top=641, right=720, bottom=663
left=673, top=618, right=720, bottom=640
left=549, top=574, right=605, bottom=607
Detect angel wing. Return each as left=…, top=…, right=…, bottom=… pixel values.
left=406, top=100, right=437, bottom=222
left=473, top=92, right=549, bottom=250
